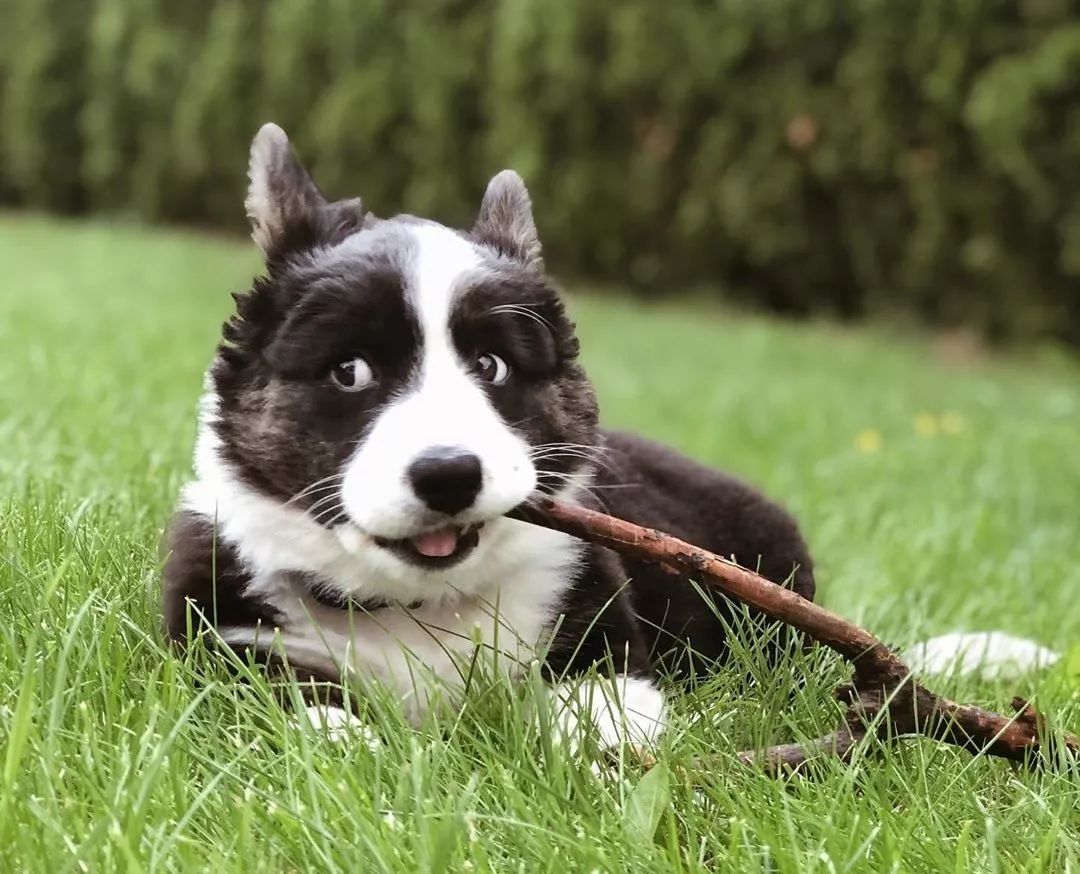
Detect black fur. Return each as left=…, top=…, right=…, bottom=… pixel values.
left=163, top=511, right=282, bottom=640
left=543, top=544, right=653, bottom=682
left=213, top=244, right=424, bottom=505
left=164, top=515, right=353, bottom=707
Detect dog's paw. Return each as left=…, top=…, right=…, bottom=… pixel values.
left=550, top=675, right=667, bottom=757
left=296, top=705, right=380, bottom=749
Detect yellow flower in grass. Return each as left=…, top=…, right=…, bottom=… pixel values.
left=914, top=412, right=939, bottom=438
left=854, top=428, right=883, bottom=454
left=940, top=411, right=965, bottom=434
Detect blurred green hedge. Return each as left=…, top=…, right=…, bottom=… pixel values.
left=2, top=0, right=1078, bottom=344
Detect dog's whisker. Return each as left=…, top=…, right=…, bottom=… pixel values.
left=531, top=468, right=605, bottom=500
left=529, top=451, right=614, bottom=472
left=529, top=441, right=611, bottom=453
left=528, top=447, right=612, bottom=462
left=291, top=471, right=347, bottom=491
left=529, top=446, right=609, bottom=458
left=322, top=510, right=349, bottom=529
left=485, top=304, right=554, bottom=331
left=539, top=480, right=639, bottom=491
left=306, top=493, right=344, bottom=519
left=530, top=440, right=610, bottom=449
left=284, top=473, right=347, bottom=507
left=286, top=482, right=342, bottom=506
left=312, top=504, right=346, bottom=527
left=529, top=450, right=604, bottom=461
left=534, top=469, right=593, bottom=480
left=306, top=489, right=342, bottom=508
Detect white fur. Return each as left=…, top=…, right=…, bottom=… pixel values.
left=340, top=222, right=536, bottom=539
left=550, top=675, right=667, bottom=751
left=298, top=705, right=380, bottom=747
left=906, top=632, right=1060, bottom=679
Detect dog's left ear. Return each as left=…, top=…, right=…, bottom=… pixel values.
left=473, top=170, right=543, bottom=271
left=245, top=123, right=363, bottom=263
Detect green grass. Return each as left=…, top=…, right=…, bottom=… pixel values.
left=1, top=213, right=1078, bottom=872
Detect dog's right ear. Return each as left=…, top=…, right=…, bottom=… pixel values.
left=245, top=123, right=363, bottom=263
left=473, top=170, right=543, bottom=271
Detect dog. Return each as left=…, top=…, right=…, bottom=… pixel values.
left=162, top=123, right=816, bottom=752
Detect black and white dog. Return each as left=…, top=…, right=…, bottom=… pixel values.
left=163, top=124, right=816, bottom=750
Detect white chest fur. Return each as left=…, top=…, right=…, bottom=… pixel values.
left=217, top=554, right=571, bottom=723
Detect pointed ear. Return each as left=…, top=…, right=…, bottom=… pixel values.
left=245, top=123, right=332, bottom=260
left=472, top=170, right=543, bottom=270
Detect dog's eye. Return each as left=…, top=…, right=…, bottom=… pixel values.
left=330, top=357, right=374, bottom=392
left=475, top=352, right=510, bottom=386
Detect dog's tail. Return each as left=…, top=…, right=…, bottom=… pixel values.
left=905, top=631, right=1060, bottom=679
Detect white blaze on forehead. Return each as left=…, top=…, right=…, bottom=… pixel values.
left=338, top=221, right=537, bottom=542
left=409, top=222, right=482, bottom=335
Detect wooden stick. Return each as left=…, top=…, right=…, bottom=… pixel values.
left=510, top=499, right=1077, bottom=774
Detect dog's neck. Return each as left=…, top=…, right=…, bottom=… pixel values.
left=306, top=585, right=424, bottom=614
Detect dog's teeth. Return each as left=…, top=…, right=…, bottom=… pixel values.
left=411, top=528, right=460, bottom=558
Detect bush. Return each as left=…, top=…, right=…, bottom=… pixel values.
left=1, top=0, right=1078, bottom=345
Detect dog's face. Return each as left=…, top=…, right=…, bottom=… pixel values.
left=206, top=125, right=597, bottom=580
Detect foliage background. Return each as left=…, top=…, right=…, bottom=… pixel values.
left=2, top=0, right=1079, bottom=344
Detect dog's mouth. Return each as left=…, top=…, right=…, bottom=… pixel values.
left=373, top=523, right=484, bottom=569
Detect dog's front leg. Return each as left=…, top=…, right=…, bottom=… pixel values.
left=547, top=673, right=667, bottom=753
left=542, top=545, right=667, bottom=754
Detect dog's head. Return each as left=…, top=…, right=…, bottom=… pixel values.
left=203, top=124, right=598, bottom=585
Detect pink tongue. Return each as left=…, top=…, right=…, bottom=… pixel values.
left=411, top=528, right=460, bottom=558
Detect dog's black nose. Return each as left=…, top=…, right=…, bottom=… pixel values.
left=407, top=448, right=483, bottom=515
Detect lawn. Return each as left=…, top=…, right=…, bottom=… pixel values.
left=1, top=214, right=1078, bottom=871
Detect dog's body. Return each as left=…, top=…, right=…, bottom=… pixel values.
left=163, top=124, right=815, bottom=749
